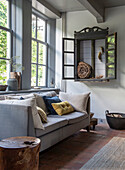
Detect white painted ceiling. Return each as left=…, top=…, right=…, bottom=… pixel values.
left=33, top=0, right=125, bottom=20
left=100, top=0, right=125, bottom=8
left=44, top=0, right=86, bottom=12
left=44, top=0, right=125, bottom=12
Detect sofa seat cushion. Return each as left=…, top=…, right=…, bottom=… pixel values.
left=48, top=112, right=88, bottom=124
left=35, top=117, right=68, bottom=137
left=64, top=112, right=88, bottom=124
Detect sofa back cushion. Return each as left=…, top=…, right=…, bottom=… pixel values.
left=5, top=93, right=34, bottom=100
left=0, top=98, right=44, bottom=129
left=59, top=92, right=90, bottom=113
left=34, top=91, right=57, bottom=114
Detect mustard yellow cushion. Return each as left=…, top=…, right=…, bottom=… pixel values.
left=52, top=101, right=74, bottom=116
left=36, top=106, right=48, bottom=123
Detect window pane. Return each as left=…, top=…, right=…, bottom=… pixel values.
left=107, top=69, right=115, bottom=78
left=38, top=65, right=46, bottom=86
left=0, top=59, right=10, bottom=85
left=108, top=64, right=115, bottom=69
left=0, top=29, right=10, bottom=59
left=31, top=64, right=36, bottom=86
left=107, top=35, right=115, bottom=44
left=37, top=17, right=45, bottom=41
left=32, top=14, right=36, bottom=38
left=108, top=56, right=114, bottom=63
left=64, top=53, right=74, bottom=65
left=32, top=40, right=37, bottom=63
left=39, top=44, right=46, bottom=65
left=64, top=66, right=74, bottom=78
left=64, top=40, right=74, bottom=52
left=0, top=0, right=9, bottom=28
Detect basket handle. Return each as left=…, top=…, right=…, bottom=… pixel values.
left=105, top=110, right=115, bottom=117
left=105, top=110, right=109, bottom=115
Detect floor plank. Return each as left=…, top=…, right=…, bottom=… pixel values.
left=39, top=124, right=125, bottom=170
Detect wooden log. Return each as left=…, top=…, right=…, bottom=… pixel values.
left=77, top=61, right=92, bottom=79
left=0, top=136, right=41, bottom=170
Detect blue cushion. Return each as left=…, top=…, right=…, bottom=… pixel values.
left=20, top=97, right=24, bottom=100
left=43, top=96, right=62, bottom=115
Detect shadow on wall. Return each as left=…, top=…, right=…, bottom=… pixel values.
left=66, top=79, right=119, bottom=89
left=83, top=80, right=119, bottom=89
left=119, top=70, right=125, bottom=89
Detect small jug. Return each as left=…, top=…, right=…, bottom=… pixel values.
left=7, top=78, right=18, bottom=91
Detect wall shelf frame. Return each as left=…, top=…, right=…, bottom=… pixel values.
left=62, top=26, right=117, bottom=82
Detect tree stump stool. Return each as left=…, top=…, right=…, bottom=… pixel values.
left=0, top=136, right=41, bottom=170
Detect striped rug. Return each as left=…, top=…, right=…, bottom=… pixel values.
left=80, top=137, right=125, bottom=170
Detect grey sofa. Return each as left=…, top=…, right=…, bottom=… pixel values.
left=0, top=91, right=90, bottom=152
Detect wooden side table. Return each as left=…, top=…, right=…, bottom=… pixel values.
left=90, top=118, right=98, bottom=130
left=90, top=112, right=98, bottom=130
left=0, top=136, right=41, bottom=170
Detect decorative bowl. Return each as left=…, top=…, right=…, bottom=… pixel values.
left=0, top=85, right=8, bottom=91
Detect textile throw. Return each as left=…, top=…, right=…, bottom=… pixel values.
left=80, top=137, right=125, bottom=170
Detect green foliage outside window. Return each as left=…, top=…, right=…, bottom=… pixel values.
left=0, top=0, right=8, bottom=85
left=107, top=35, right=116, bottom=77
left=31, top=14, right=46, bottom=87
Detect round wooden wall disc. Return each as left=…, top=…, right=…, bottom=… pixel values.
left=77, top=61, right=92, bottom=79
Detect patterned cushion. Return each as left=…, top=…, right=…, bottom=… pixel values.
left=52, top=101, right=74, bottom=116
left=36, top=106, right=48, bottom=123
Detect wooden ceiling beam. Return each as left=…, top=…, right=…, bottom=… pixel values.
left=37, top=0, right=61, bottom=18
left=77, top=0, right=105, bottom=23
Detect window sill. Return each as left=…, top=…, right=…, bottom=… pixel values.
left=0, top=88, right=60, bottom=95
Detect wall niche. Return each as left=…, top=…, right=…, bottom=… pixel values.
left=62, top=26, right=117, bottom=82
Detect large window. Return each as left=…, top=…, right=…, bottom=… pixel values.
left=31, top=13, right=47, bottom=87
left=0, top=0, right=12, bottom=85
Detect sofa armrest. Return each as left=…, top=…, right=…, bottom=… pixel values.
left=0, top=104, right=35, bottom=140
left=86, top=97, right=90, bottom=116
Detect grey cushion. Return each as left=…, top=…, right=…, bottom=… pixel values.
left=59, top=92, right=90, bottom=113
left=34, top=91, right=57, bottom=114
left=35, top=116, right=68, bottom=137
left=39, top=91, right=57, bottom=97
left=49, top=112, right=88, bottom=124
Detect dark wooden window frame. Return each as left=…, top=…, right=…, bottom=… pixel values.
left=62, top=38, right=75, bottom=79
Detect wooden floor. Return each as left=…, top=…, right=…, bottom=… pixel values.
left=39, top=124, right=125, bottom=170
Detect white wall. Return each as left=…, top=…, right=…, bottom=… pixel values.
left=56, top=6, right=125, bottom=119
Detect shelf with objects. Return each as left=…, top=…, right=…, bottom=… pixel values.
left=62, top=26, right=117, bottom=82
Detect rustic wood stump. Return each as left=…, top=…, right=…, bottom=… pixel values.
left=77, top=61, right=92, bottom=79
left=0, top=136, right=41, bottom=170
